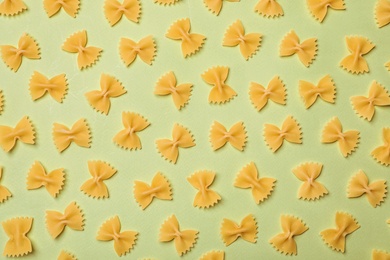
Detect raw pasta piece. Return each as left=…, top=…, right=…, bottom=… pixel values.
left=0, top=90, right=3, bottom=114
left=154, top=0, right=179, bottom=5
left=26, top=161, right=65, bottom=198
left=249, top=76, right=286, bottom=111
left=373, top=250, right=390, bottom=260
left=292, top=162, right=328, bottom=200
left=159, top=215, right=198, bottom=256
left=199, top=251, right=225, bottom=260
left=104, top=0, right=141, bottom=26
left=321, top=117, right=359, bottom=157
left=62, top=30, right=102, bottom=70
left=209, top=121, right=247, bottom=151
left=347, top=170, right=387, bottom=207
left=340, top=36, right=375, bottom=74
left=2, top=217, right=33, bottom=257
left=254, top=0, right=283, bottom=17
left=58, top=250, right=76, bottom=260
left=263, top=115, right=302, bottom=152
left=204, top=0, right=239, bottom=15
left=166, top=18, right=206, bottom=58
left=222, top=20, right=262, bottom=60
left=113, top=112, right=150, bottom=150
left=299, top=75, right=336, bottom=109
left=372, top=128, right=390, bottom=166
left=0, top=167, right=11, bottom=203
left=133, top=172, right=172, bottom=209
left=0, top=0, right=27, bottom=15
left=269, top=215, right=308, bottom=255
left=1, top=33, right=40, bottom=72
left=220, top=214, right=257, bottom=246
left=307, top=0, right=345, bottom=22
left=96, top=216, right=138, bottom=256
left=279, top=30, right=317, bottom=67
left=85, top=74, right=126, bottom=115
left=43, top=0, right=80, bottom=17
left=156, top=124, right=195, bottom=164
left=375, top=0, right=390, bottom=28
left=29, top=71, right=68, bottom=102
left=0, top=116, right=35, bottom=152
left=52, top=118, right=91, bottom=153
left=80, top=160, right=117, bottom=199
left=187, top=170, right=221, bottom=208
left=46, top=202, right=84, bottom=239
left=386, top=61, right=390, bottom=71
left=201, top=66, right=237, bottom=104
left=320, top=212, right=359, bottom=253
left=234, top=162, right=276, bottom=204
left=351, top=81, right=390, bottom=121
left=154, top=71, right=192, bottom=110
left=119, top=35, right=156, bottom=66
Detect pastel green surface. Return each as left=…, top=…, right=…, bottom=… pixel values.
left=0, top=0, right=389, bottom=259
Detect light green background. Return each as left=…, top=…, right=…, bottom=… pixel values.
left=0, top=0, right=389, bottom=259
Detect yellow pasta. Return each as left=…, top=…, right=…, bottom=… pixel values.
left=351, top=81, right=390, bottom=121
left=0, top=0, right=27, bottom=16
left=340, top=36, right=375, bottom=74
left=292, top=162, right=328, bottom=200
left=166, top=18, right=206, bottom=58
left=199, top=250, right=225, bottom=260
left=96, top=216, right=138, bottom=256
left=154, top=0, right=180, bottom=5
left=321, top=117, right=359, bottom=157
left=85, top=74, right=126, bottom=115
left=371, top=128, right=390, bottom=166
left=156, top=124, right=195, bottom=164
left=254, top=0, right=283, bottom=17
left=299, top=75, right=336, bottom=109
left=26, top=161, right=65, bottom=198
left=307, top=0, right=345, bottom=22
left=209, top=121, right=247, bottom=151
left=58, top=250, right=77, bottom=260
left=0, top=116, right=35, bottom=152
left=133, top=172, right=172, bottom=209
left=201, top=66, right=237, bottom=104
left=263, top=115, right=302, bottom=152
left=2, top=217, right=33, bottom=257
left=0, top=167, right=11, bottom=203
left=249, top=76, right=286, bottom=111
left=1, top=33, right=40, bottom=72
left=29, top=71, right=68, bottom=102
left=279, top=30, right=317, bottom=67
left=0, top=90, right=3, bottom=114
left=159, top=215, right=198, bottom=256
left=187, top=170, right=221, bottom=208
left=220, top=214, right=257, bottom=246
left=320, top=212, right=359, bottom=253
left=222, top=20, right=262, bottom=60
left=80, top=160, right=117, bottom=199
left=104, top=0, right=141, bottom=26
left=203, top=0, right=239, bottom=15
left=375, top=0, right=390, bottom=28
left=113, top=112, right=150, bottom=150
left=52, top=118, right=91, bottom=153
left=119, top=35, right=156, bottom=66
left=43, top=0, right=80, bottom=17
left=62, top=30, right=102, bottom=70
left=269, top=215, right=308, bottom=255
left=372, top=250, right=390, bottom=260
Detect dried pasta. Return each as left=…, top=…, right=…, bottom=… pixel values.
left=201, top=66, right=237, bottom=104
left=43, top=0, right=80, bottom=17
left=29, top=71, right=68, bottom=102
left=209, top=121, right=247, bottom=151
left=372, top=250, right=390, bottom=260
left=375, top=0, right=390, bottom=28
left=299, top=75, right=336, bottom=109
left=104, top=0, right=141, bottom=26
left=249, top=76, right=286, bottom=111
left=2, top=217, right=33, bottom=257
left=154, top=0, right=179, bottom=5
left=220, top=214, right=257, bottom=246
left=371, top=128, right=390, bottom=166
left=0, top=0, right=27, bottom=16
left=254, top=0, right=283, bottom=17
left=187, top=170, right=221, bottom=208
left=0, top=90, right=3, bottom=114
left=58, top=250, right=77, bottom=260
left=307, top=0, right=345, bottom=22
left=0, top=167, right=11, bottom=203
left=119, top=35, right=156, bottom=66
left=204, top=0, right=239, bottom=15
left=199, top=251, right=225, bottom=260
left=340, top=36, right=375, bottom=74
left=0, top=116, right=35, bottom=152
left=292, top=162, right=328, bottom=200
left=52, top=118, right=91, bottom=152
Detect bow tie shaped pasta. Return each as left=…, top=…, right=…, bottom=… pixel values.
left=292, top=162, right=328, bottom=200
left=203, top=0, right=239, bottom=15
left=119, top=35, right=156, bottom=66
left=43, top=0, right=80, bottom=17
left=371, top=128, right=390, bottom=166
left=307, top=0, right=345, bottom=22
left=29, top=71, right=68, bottom=102
left=0, top=116, right=35, bottom=152
left=52, top=118, right=91, bottom=152
left=201, top=66, right=237, bottom=104
left=199, top=251, right=225, bottom=260
left=187, top=171, right=221, bottom=208
left=0, top=0, right=27, bottom=16
left=58, top=251, right=77, bottom=260
left=103, top=0, right=141, bottom=26
left=375, top=0, right=390, bottom=28
left=220, top=214, right=258, bottom=246
left=0, top=167, right=11, bottom=203
left=209, top=121, right=247, bottom=151
left=254, top=0, right=284, bottom=17
left=299, top=75, right=336, bottom=109
left=249, top=76, right=286, bottom=111
left=2, top=217, right=33, bottom=257
left=340, top=36, right=375, bottom=74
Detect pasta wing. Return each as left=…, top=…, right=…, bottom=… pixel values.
left=43, top=0, right=80, bottom=17
left=201, top=66, right=237, bottom=104
left=154, top=0, right=179, bottom=5
left=0, top=167, right=11, bottom=203
left=0, top=0, right=27, bottom=16
left=0, top=90, right=3, bottom=114
left=220, top=214, right=257, bottom=246
left=119, top=35, right=156, bottom=66
left=2, top=217, right=33, bottom=257
left=372, top=250, right=390, bottom=260
left=340, top=36, right=375, bottom=74
left=375, top=0, right=390, bottom=28
left=52, top=118, right=91, bottom=152
left=187, top=171, right=221, bottom=208
left=58, top=250, right=77, bottom=260
left=29, top=71, right=68, bottom=102
left=0, top=116, right=35, bottom=152
left=254, top=0, right=283, bottom=17
left=307, top=0, right=345, bottom=22
left=104, top=0, right=141, bottom=26
left=199, top=251, right=225, bottom=260
left=249, top=76, right=286, bottom=111
left=292, top=162, right=328, bottom=200
left=203, top=0, right=239, bottom=15
left=299, top=75, right=336, bottom=108
left=209, top=121, right=246, bottom=151
left=371, top=128, right=390, bottom=166
left=264, top=116, right=302, bottom=152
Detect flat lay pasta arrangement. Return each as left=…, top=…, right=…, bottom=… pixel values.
left=0, top=0, right=390, bottom=259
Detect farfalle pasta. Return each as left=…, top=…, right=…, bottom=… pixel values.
left=269, top=215, right=308, bottom=255
left=371, top=128, right=390, bottom=166
left=0, top=167, right=11, bottom=203
left=307, top=0, right=345, bottom=22
left=372, top=250, right=390, bottom=260
left=58, top=250, right=77, bottom=260
left=203, top=0, right=239, bottom=15
left=187, top=170, right=221, bottom=208
left=201, top=66, right=237, bottom=104
left=199, top=251, right=225, bottom=260
left=0, top=0, right=27, bottom=16
left=279, top=30, right=317, bottom=67
left=1, top=33, right=40, bottom=72
left=0, top=116, right=35, bottom=152
left=340, top=36, right=375, bottom=74
left=26, top=161, right=65, bottom=198
left=85, top=74, right=126, bottom=115
left=321, top=117, right=359, bottom=157
left=166, top=18, right=206, bottom=58
left=104, top=0, right=141, bottom=26
left=80, top=160, right=117, bottom=199
left=209, top=121, right=247, bottom=151
left=220, top=214, right=257, bottom=246
left=0, top=90, right=3, bottom=114
left=29, top=71, right=68, bottom=102
left=113, top=112, right=150, bottom=150
left=222, top=20, right=262, bottom=60
left=263, top=115, right=302, bottom=152
left=299, top=75, right=336, bottom=109
left=2, top=217, right=33, bottom=257
left=43, top=0, right=80, bottom=17
left=320, top=212, right=359, bottom=253
left=351, top=81, right=390, bottom=121
left=249, top=76, right=286, bottom=111
left=292, top=162, right=328, bottom=200
left=133, top=172, right=172, bottom=209
left=375, top=0, right=390, bottom=28
left=119, top=35, right=156, bottom=66
left=254, top=0, right=283, bottom=17
left=154, top=0, right=179, bottom=5
left=96, top=216, right=138, bottom=256
left=159, top=215, right=198, bottom=256
left=62, top=30, right=102, bottom=70
left=52, top=118, right=91, bottom=152
left=156, top=124, right=195, bottom=164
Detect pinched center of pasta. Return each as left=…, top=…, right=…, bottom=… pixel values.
left=141, top=186, right=161, bottom=196
left=11, top=47, right=25, bottom=56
